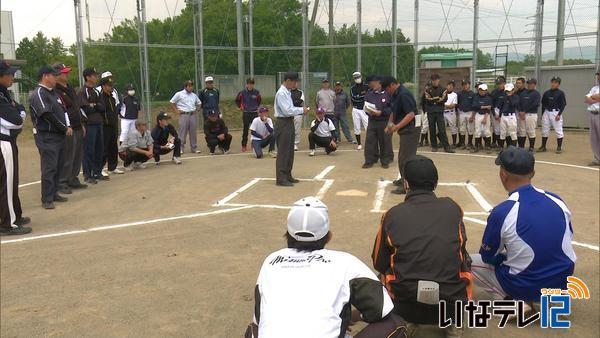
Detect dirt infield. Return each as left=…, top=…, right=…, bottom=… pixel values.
left=1, top=129, right=598, bottom=337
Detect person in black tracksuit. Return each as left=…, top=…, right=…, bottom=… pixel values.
left=97, top=77, right=119, bottom=174
left=151, top=112, right=182, bottom=164
left=199, top=78, right=220, bottom=121
left=424, top=74, right=454, bottom=153
left=236, top=78, right=262, bottom=152
left=0, top=60, right=31, bottom=235
left=204, top=110, right=232, bottom=154
left=78, top=67, right=106, bottom=183
left=363, top=76, right=394, bottom=168
left=119, top=84, right=141, bottom=144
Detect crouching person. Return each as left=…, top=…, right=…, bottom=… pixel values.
left=204, top=110, right=232, bottom=155
left=151, top=112, right=182, bottom=165
left=372, top=155, right=472, bottom=338
left=250, top=106, right=276, bottom=158
left=308, top=107, right=337, bottom=156
left=119, top=119, right=153, bottom=170
left=246, top=197, right=407, bottom=338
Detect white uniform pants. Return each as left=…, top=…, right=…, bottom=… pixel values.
left=500, top=114, right=517, bottom=140
left=517, top=113, right=538, bottom=138
left=119, top=119, right=137, bottom=143
left=470, top=254, right=508, bottom=300
left=444, top=110, right=458, bottom=135
left=458, top=111, right=474, bottom=135
left=294, top=115, right=303, bottom=145
left=352, top=107, right=369, bottom=135
left=541, top=109, right=564, bottom=138
left=474, top=114, right=491, bottom=138
left=420, top=112, right=429, bottom=134
left=492, top=109, right=501, bottom=135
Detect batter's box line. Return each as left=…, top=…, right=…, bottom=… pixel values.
left=370, top=180, right=493, bottom=214
left=213, top=166, right=336, bottom=208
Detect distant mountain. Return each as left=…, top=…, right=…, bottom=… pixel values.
left=505, top=46, right=595, bottom=62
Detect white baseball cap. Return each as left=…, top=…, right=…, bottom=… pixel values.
left=352, top=71, right=361, bottom=78
left=287, top=197, right=330, bottom=242
left=101, top=71, right=113, bottom=79
left=504, top=83, right=515, bottom=92
left=478, top=83, right=488, bottom=91
left=204, top=76, right=214, bottom=82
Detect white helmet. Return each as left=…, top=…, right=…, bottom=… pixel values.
left=352, top=71, right=362, bottom=84
left=287, top=197, right=330, bottom=242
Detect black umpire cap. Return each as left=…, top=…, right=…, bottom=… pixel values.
left=526, top=78, right=537, bottom=84
left=551, top=76, right=562, bottom=84
left=365, top=75, right=380, bottom=83
left=156, top=111, right=171, bottom=122
left=495, top=146, right=535, bottom=175
left=495, top=76, right=506, bottom=84
left=380, top=76, right=398, bottom=90
left=37, top=65, right=60, bottom=80
left=0, top=60, right=18, bottom=76
left=404, top=155, right=439, bottom=190
left=283, top=71, right=299, bottom=81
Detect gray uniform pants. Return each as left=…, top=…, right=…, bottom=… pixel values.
left=59, top=128, right=84, bottom=188
left=364, top=119, right=394, bottom=165
left=275, top=117, right=295, bottom=183
left=35, top=132, right=65, bottom=203
left=397, top=125, right=421, bottom=182
left=591, top=111, right=600, bottom=163
left=179, top=112, right=198, bottom=152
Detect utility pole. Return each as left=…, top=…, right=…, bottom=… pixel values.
left=138, top=0, right=151, bottom=121
left=357, top=0, right=361, bottom=72
left=302, top=0, right=309, bottom=111
left=136, top=0, right=144, bottom=100
left=197, top=0, right=205, bottom=85
left=391, top=0, right=397, bottom=78
left=556, top=0, right=565, bottom=66
left=192, top=0, right=200, bottom=89
left=328, top=0, right=334, bottom=80
left=308, top=0, right=320, bottom=43
left=534, top=0, right=544, bottom=82
left=413, top=0, right=419, bottom=90
left=73, top=0, right=85, bottom=88
left=236, top=0, right=245, bottom=88
left=596, top=0, right=600, bottom=71
left=471, top=0, right=479, bottom=85
left=249, top=0, right=254, bottom=78
left=85, top=0, right=91, bottom=41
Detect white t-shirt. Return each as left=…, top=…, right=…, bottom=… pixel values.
left=445, top=92, right=458, bottom=112
left=587, top=85, right=599, bottom=111
left=310, top=117, right=336, bottom=138
left=170, top=89, right=201, bottom=113
left=253, top=248, right=394, bottom=338
left=250, top=117, right=274, bottom=141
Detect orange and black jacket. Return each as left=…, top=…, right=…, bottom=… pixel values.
left=372, top=189, right=472, bottom=324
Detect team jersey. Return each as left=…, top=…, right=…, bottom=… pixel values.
left=253, top=248, right=393, bottom=338
left=479, top=184, right=576, bottom=301
left=310, top=117, right=336, bottom=138
left=445, top=91, right=458, bottom=112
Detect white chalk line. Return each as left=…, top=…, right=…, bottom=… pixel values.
left=316, top=179, right=335, bottom=199
left=463, top=216, right=599, bottom=252
left=371, top=180, right=391, bottom=213
left=466, top=183, right=494, bottom=213
left=0, top=206, right=253, bottom=245
left=314, top=165, right=336, bottom=180
left=215, top=178, right=261, bottom=206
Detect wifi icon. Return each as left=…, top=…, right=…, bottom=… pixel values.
left=563, top=276, right=590, bottom=300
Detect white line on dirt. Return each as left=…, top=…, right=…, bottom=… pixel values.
left=215, top=178, right=260, bottom=205
left=218, top=203, right=292, bottom=209
left=371, top=180, right=391, bottom=213
left=466, top=183, right=494, bottom=212
left=314, top=165, right=336, bottom=180
left=463, top=216, right=599, bottom=252
left=316, top=179, right=335, bottom=199
left=0, top=206, right=253, bottom=245
left=18, top=180, right=41, bottom=188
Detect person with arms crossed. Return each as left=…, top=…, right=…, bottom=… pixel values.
left=363, top=75, right=394, bottom=169
left=470, top=83, right=493, bottom=153
left=236, top=77, right=261, bottom=152
left=517, top=79, right=541, bottom=151
left=0, top=60, right=31, bottom=235
left=119, top=84, right=140, bottom=144
left=199, top=76, right=220, bottom=121
left=308, top=107, right=337, bottom=156
left=584, top=70, right=600, bottom=166
left=418, top=83, right=430, bottom=148
left=490, top=76, right=507, bottom=149
left=170, top=80, right=202, bottom=154
left=350, top=71, right=369, bottom=150
left=425, top=74, right=454, bottom=153
left=274, top=72, right=309, bottom=187
left=119, top=119, right=154, bottom=170
left=151, top=112, right=182, bottom=165
left=471, top=147, right=576, bottom=308
left=78, top=67, right=104, bottom=184
left=290, top=82, right=305, bottom=151
left=97, top=76, right=122, bottom=176
left=249, top=106, right=276, bottom=159
left=316, top=79, right=338, bottom=141
left=539, top=76, right=567, bottom=154
left=444, top=80, right=459, bottom=148
left=495, top=83, right=520, bottom=149
left=333, top=81, right=355, bottom=143
left=457, top=80, right=475, bottom=150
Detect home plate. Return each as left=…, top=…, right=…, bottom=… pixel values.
left=336, top=189, right=368, bottom=197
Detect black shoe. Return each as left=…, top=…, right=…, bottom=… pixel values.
left=381, top=163, right=389, bottom=169
left=556, top=147, right=562, bottom=154
left=418, top=141, right=423, bottom=147
left=14, top=217, right=31, bottom=226
left=0, top=226, right=32, bottom=236
left=362, top=163, right=374, bottom=169
left=54, top=194, right=68, bottom=202
left=276, top=181, right=293, bottom=187
left=537, top=146, right=547, bottom=153
left=470, top=147, right=480, bottom=153
left=424, top=141, right=430, bottom=147
left=528, top=147, right=535, bottom=153
left=288, top=177, right=300, bottom=183
left=84, top=177, right=98, bottom=184
left=391, top=186, right=406, bottom=195
left=444, top=148, right=456, bottom=153
left=392, top=179, right=403, bottom=186
left=42, top=202, right=55, bottom=209
left=59, top=186, right=72, bottom=195
left=94, top=175, right=110, bottom=181
left=69, top=182, right=88, bottom=189
left=431, top=147, right=438, bottom=152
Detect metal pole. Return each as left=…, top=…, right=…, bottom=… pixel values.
left=413, top=0, right=419, bottom=90
left=198, top=0, right=205, bottom=85
left=192, top=0, right=200, bottom=89
left=249, top=0, right=254, bottom=77
left=534, top=0, right=544, bottom=82
left=85, top=0, right=91, bottom=41
left=136, top=0, right=145, bottom=98
left=328, top=0, right=334, bottom=80
left=236, top=0, right=245, bottom=88
left=140, top=0, right=151, bottom=122
left=392, top=0, right=397, bottom=78
left=308, top=0, right=320, bottom=43
left=471, top=0, right=479, bottom=85
left=357, top=0, right=361, bottom=72
left=73, top=0, right=85, bottom=88
left=302, top=0, right=309, bottom=107
left=596, top=0, right=600, bottom=71
left=556, top=0, right=565, bottom=66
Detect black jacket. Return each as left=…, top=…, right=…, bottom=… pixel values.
left=121, top=95, right=140, bottom=120
left=350, top=83, right=369, bottom=109
left=498, top=94, right=520, bottom=115
left=291, top=89, right=304, bottom=107
left=55, top=83, right=83, bottom=130
left=151, top=123, right=178, bottom=150
left=204, top=118, right=229, bottom=140
left=0, top=86, right=24, bottom=141
left=98, top=90, right=118, bottom=126
left=424, top=86, right=446, bottom=114
left=78, top=85, right=103, bottom=125
left=29, top=85, right=68, bottom=134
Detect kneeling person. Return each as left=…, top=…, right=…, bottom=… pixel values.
left=308, top=107, right=337, bottom=156
left=204, top=110, right=232, bottom=155
left=151, top=112, right=182, bottom=164
left=250, top=106, right=276, bottom=158
left=119, top=119, right=153, bottom=169
left=250, top=197, right=399, bottom=338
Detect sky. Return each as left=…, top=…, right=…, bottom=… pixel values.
left=2, top=0, right=598, bottom=59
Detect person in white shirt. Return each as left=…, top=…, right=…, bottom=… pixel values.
left=444, top=81, right=459, bottom=148
left=170, top=80, right=202, bottom=154
left=584, top=71, right=600, bottom=166
left=250, top=106, right=276, bottom=159
left=316, top=79, right=339, bottom=140
left=308, top=107, right=337, bottom=156
left=248, top=196, right=402, bottom=338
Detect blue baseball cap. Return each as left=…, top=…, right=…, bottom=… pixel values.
left=495, top=146, right=535, bottom=175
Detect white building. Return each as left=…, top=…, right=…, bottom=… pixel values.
left=1, top=10, right=21, bottom=98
